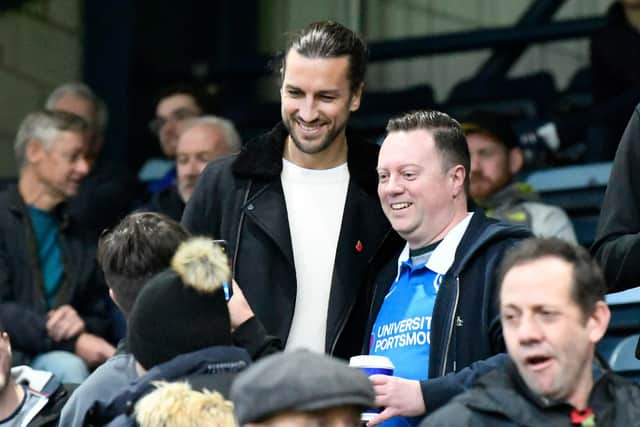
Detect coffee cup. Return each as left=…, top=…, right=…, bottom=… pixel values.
left=349, top=355, right=394, bottom=422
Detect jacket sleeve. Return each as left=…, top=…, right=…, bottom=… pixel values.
left=529, top=204, right=577, bottom=243
left=231, top=316, right=283, bottom=360
left=0, top=238, right=53, bottom=355
left=592, top=104, right=640, bottom=292
left=420, top=401, right=479, bottom=427
left=419, top=353, right=509, bottom=415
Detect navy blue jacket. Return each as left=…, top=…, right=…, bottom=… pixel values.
left=363, top=211, right=531, bottom=415
left=85, top=346, right=251, bottom=426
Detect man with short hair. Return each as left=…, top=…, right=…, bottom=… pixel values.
left=142, top=83, right=208, bottom=193
left=59, top=212, right=280, bottom=426
left=362, top=110, right=531, bottom=426
left=0, top=110, right=114, bottom=383
left=45, top=83, right=108, bottom=164
left=183, top=21, right=390, bottom=357
left=423, top=238, right=640, bottom=426
left=0, top=320, right=75, bottom=426
left=58, top=212, right=189, bottom=426
left=231, top=350, right=374, bottom=427
left=143, top=116, right=241, bottom=221
left=84, top=238, right=252, bottom=425
left=46, top=82, right=138, bottom=237
left=463, top=111, right=576, bottom=242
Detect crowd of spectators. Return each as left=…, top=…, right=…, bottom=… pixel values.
left=1, top=13, right=640, bottom=427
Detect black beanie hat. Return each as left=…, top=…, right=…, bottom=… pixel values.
left=127, top=238, right=232, bottom=370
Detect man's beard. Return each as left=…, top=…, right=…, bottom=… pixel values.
left=284, top=116, right=347, bottom=156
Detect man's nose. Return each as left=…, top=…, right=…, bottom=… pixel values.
left=383, top=174, right=404, bottom=195
left=76, top=156, right=90, bottom=176
left=517, top=315, right=544, bottom=344
left=297, top=97, right=319, bottom=122
left=185, top=159, right=202, bottom=176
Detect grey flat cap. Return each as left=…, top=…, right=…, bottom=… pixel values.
left=230, top=350, right=374, bottom=425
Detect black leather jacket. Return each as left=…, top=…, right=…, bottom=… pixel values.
left=182, top=122, right=390, bottom=358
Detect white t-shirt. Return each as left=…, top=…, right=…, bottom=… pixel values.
left=281, top=158, right=350, bottom=352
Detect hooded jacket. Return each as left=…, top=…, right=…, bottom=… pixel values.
left=182, top=122, right=390, bottom=358
left=422, top=360, right=640, bottom=426
left=363, top=211, right=531, bottom=415
left=84, top=346, right=251, bottom=426
left=479, top=182, right=576, bottom=243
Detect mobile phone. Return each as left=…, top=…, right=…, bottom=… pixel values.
left=212, top=239, right=233, bottom=301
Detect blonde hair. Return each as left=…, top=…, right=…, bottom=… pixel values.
left=135, top=381, right=237, bottom=427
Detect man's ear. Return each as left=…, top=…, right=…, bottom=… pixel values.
left=587, top=301, right=611, bottom=344
left=450, top=164, right=466, bottom=198
left=508, top=147, right=524, bottom=175
left=350, top=82, right=364, bottom=112
left=25, top=139, right=45, bottom=164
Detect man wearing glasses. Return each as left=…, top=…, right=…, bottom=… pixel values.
left=142, top=83, right=208, bottom=193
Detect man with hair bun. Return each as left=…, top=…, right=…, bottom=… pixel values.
left=183, top=21, right=391, bottom=358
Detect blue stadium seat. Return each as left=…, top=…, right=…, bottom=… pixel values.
left=608, top=333, right=640, bottom=382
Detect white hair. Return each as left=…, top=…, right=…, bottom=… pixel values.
left=45, top=82, right=108, bottom=132
left=14, top=110, right=87, bottom=169
left=180, top=115, right=242, bottom=153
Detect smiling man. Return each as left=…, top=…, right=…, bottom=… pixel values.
left=0, top=110, right=114, bottom=384
left=182, top=21, right=390, bottom=357
left=423, top=238, right=640, bottom=426
left=361, top=110, right=530, bottom=427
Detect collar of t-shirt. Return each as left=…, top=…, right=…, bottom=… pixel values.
left=394, top=212, right=474, bottom=281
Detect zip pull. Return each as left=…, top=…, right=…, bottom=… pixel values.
left=455, top=316, right=464, bottom=327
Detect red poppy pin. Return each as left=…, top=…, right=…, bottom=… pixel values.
left=355, top=240, right=363, bottom=252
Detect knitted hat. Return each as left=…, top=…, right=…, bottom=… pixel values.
left=462, top=110, right=519, bottom=149
left=127, top=238, right=232, bottom=370
left=231, top=350, right=374, bottom=425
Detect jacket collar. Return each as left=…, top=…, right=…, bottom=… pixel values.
left=7, top=184, right=70, bottom=229
left=449, top=209, right=532, bottom=276
left=395, top=212, right=474, bottom=280
left=231, top=122, right=380, bottom=197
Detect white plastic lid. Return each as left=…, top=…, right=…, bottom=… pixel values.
left=349, top=355, right=394, bottom=370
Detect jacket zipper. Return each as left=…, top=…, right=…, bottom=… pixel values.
left=440, top=276, right=460, bottom=376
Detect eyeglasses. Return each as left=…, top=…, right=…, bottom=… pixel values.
left=148, top=108, right=200, bottom=135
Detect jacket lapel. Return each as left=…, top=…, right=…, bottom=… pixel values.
left=244, top=180, right=294, bottom=266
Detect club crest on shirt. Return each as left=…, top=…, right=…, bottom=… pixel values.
left=433, top=273, right=443, bottom=292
